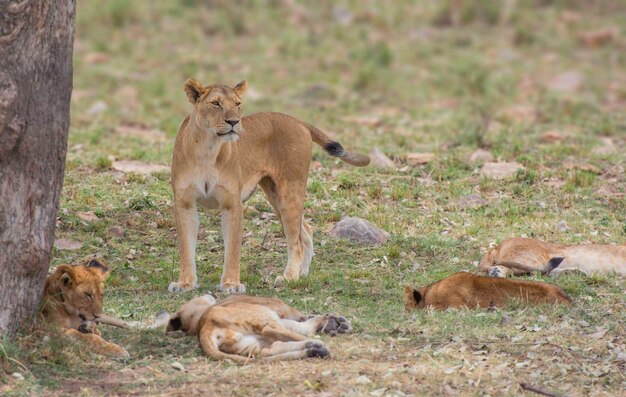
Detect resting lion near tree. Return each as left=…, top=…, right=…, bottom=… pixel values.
left=40, top=259, right=129, bottom=358
left=168, top=79, right=370, bottom=294
left=164, top=294, right=352, bottom=363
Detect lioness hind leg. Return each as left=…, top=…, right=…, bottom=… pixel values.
left=299, top=217, right=314, bottom=276
left=274, top=183, right=309, bottom=283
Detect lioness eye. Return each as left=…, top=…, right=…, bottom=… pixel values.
left=211, top=101, right=220, bottom=108
left=235, top=102, right=241, bottom=107
left=84, top=292, right=93, bottom=300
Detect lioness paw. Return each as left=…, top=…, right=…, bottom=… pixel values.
left=305, top=341, right=330, bottom=359
left=78, top=321, right=97, bottom=334
left=168, top=281, right=199, bottom=293
left=318, top=315, right=352, bottom=336
left=217, top=282, right=246, bottom=294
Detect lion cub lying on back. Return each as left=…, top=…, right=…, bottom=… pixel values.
left=165, top=295, right=352, bottom=363
left=404, top=272, right=572, bottom=311
left=480, top=237, right=626, bottom=277
left=41, top=259, right=129, bottom=358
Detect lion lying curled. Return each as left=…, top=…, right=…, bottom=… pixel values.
left=41, top=259, right=129, bottom=358
left=404, top=272, right=572, bottom=311
left=479, top=237, right=626, bottom=277
left=165, top=295, right=352, bottom=363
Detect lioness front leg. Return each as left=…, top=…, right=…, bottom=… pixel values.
left=218, top=201, right=246, bottom=294
left=260, top=340, right=330, bottom=361
left=169, top=201, right=200, bottom=292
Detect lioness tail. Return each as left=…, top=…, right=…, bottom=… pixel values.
left=305, top=123, right=370, bottom=166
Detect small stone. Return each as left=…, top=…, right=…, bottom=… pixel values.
left=54, top=238, right=83, bottom=251
left=86, top=101, right=108, bottom=115
left=469, top=149, right=494, bottom=163
left=555, top=220, right=569, bottom=232
left=330, top=217, right=389, bottom=246
left=592, top=137, right=617, bottom=155
left=369, top=147, right=396, bottom=169
left=480, top=162, right=524, bottom=179
left=407, top=152, right=435, bottom=165
left=546, top=71, right=582, bottom=93
left=108, top=226, right=125, bottom=237
left=370, top=388, right=387, bottom=397
left=76, top=211, right=99, bottom=222
left=355, top=375, right=372, bottom=385
left=11, top=372, right=24, bottom=381
left=171, top=361, right=185, bottom=372
left=458, top=194, right=486, bottom=210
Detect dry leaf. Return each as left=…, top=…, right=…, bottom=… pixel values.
left=76, top=211, right=99, bottom=222
left=112, top=160, right=169, bottom=175
left=407, top=152, right=435, bottom=165
left=578, top=28, right=618, bottom=48
left=540, top=130, right=568, bottom=143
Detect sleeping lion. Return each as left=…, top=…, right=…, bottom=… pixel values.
left=164, top=294, right=352, bottom=363
left=480, top=237, right=626, bottom=277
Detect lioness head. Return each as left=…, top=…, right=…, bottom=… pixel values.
left=54, top=259, right=109, bottom=321
left=166, top=295, right=216, bottom=335
left=183, top=79, right=247, bottom=142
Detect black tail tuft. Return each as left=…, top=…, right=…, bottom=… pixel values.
left=544, top=257, right=565, bottom=275
left=324, top=141, right=344, bottom=157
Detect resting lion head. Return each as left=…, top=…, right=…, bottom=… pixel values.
left=50, top=259, right=110, bottom=322
left=183, top=79, right=247, bottom=142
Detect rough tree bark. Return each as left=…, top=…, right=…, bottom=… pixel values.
left=0, top=0, right=76, bottom=335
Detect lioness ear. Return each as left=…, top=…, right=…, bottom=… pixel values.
left=87, top=259, right=110, bottom=280
left=413, top=289, right=422, bottom=305
left=233, top=80, right=247, bottom=97
left=184, top=79, right=205, bottom=104
left=57, top=265, right=76, bottom=287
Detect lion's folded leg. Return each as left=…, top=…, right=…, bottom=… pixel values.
left=260, top=340, right=329, bottom=361
left=65, top=329, right=130, bottom=358
left=261, top=324, right=308, bottom=341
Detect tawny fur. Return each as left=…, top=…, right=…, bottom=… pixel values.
left=169, top=79, right=369, bottom=294
left=404, top=272, right=572, bottom=311
left=479, top=237, right=626, bottom=277
left=165, top=295, right=352, bottom=364
left=40, top=260, right=129, bottom=358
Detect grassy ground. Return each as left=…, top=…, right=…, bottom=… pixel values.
left=2, top=0, right=625, bottom=395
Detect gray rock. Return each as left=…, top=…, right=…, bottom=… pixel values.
left=330, top=217, right=389, bottom=246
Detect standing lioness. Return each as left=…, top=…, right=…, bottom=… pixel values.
left=169, top=79, right=369, bottom=293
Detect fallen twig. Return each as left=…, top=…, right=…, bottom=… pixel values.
left=520, top=382, right=567, bottom=397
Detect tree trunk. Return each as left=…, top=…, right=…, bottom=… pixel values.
left=0, top=0, right=75, bottom=335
